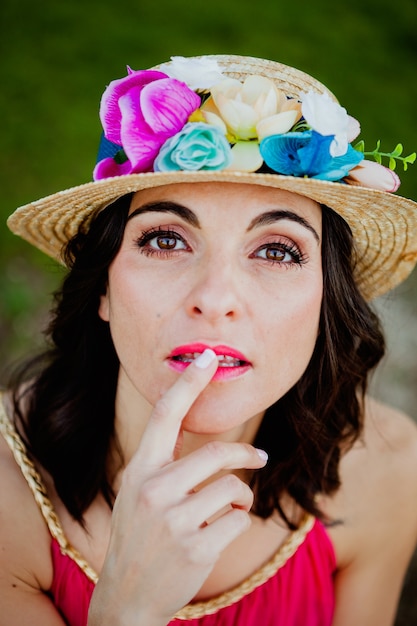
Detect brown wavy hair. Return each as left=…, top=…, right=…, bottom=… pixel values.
left=10, top=193, right=385, bottom=527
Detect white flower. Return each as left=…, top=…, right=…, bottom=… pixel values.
left=227, top=141, right=264, bottom=172
left=301, top=91, right=360, bottom=157
left=158, top=56, right=224, bottom=91
left=203, top=75, right=300, bottom=141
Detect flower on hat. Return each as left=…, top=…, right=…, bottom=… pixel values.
left=94, top=60, right=415, bottom=192
left=199, top=75, right=302, bottom=171
left=154, top=123, right=232, bottom=172
left=301, top=91, right=360, bottom=157
left=346, top=140, right=416, bottom=191
left=345, top=159, right=400, bottom=192
left=203, top=75, right=301, bottom=141
left=260, top=131, right=364, bottom=180
left=94, top=67, right=201, bottom=180
left=158, top=55, right=225, bottom=91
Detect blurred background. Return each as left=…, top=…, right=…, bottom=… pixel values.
left=0, top=0, right=416, bottom=621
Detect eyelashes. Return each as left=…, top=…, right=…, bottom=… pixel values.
left=135, top=227, right=308, bottom=267
left=251, top=241, right=307, bottom=266
left=135, top=227, right=189, bottom=257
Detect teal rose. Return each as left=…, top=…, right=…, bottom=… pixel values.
left=154, top=122, right=232, bottom=171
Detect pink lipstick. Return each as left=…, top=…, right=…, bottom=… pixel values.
left=168, top=343, right=251, bottom=381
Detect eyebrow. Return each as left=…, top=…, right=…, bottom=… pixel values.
left=128, top=201, right=320, bottom=243
left=128, top=201, right=201, bottom=227
left=247, top=210, right=320, bottom=243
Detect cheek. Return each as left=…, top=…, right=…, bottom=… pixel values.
left=102, top=268, right=173, bottom=387
left=289, top=288, right=322, bottom=347
left=264, top=274, right=321, bottom=335
left=258, top=280, right=322, bottom=378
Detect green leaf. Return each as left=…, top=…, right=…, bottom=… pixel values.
left=361, top=141, right=416, bottom=171
left=354, top=140, right=365, bottom=152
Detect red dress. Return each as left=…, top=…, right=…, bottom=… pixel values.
left=1, top=405, right=336, bottom=625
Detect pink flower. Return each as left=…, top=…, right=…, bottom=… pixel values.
left=94, top=68, right=201, bottom=179
left=345, top=159, right=400, bottom=192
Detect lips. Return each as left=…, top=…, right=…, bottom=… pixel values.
left=168, top=343, right=252, bottom=380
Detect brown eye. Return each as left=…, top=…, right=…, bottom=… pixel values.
left=137, top=229, right=189, bottom=255
left=252, top=241, right=306, bottom=266
left=264, top=247, right=286, bottom=261
left=156, top=235, right=177, bottom=250
left=258, top=245, right=289, bottom=262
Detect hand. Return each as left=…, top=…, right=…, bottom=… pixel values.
left=88, top=349, right=268, bottom=626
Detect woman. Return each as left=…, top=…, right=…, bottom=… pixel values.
left=1, top=55, right=417, bottom=625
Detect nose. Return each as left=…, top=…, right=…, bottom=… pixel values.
left=184, top=259, right=243, bottom=323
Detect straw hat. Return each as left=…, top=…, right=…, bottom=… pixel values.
left=7, top=54, right=417, bottom=301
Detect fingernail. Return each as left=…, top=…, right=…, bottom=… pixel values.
left=195, top=348, right=217, bottom=369
left=256, top=448, right=268, bottom=462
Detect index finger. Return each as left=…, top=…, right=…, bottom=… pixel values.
left=133, top=348, right=218, bottom=469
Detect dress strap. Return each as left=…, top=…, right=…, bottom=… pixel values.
left=174, top=513, right=315, bottom=619
left=0, top=395, right=98, bottom=583
left=0, top=394, right=316, bottom=617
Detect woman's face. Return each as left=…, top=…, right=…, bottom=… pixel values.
left=99, top=182, right=323, bottom=434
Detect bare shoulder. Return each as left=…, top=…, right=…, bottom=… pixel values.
left=360, top=396, right=417, bottom=487
left=324, top=396, right=417, bottom=568
left=0, top=398, right=73, bottom=623
left=341, top=396, right=417, bottom=517
left=0, top=407, right=53, bottom=593
left=363, top=395, right=417, bottom=451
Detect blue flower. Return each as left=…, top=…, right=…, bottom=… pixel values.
left=154, top=122, right=232, bottom=172
left=260, top=130, right=364, bottom=181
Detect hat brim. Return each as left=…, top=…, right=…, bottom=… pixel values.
left=7, top=169, right=417, bottom=301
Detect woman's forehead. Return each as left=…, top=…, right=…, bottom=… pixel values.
left=129, top=182, right=322, bottom=225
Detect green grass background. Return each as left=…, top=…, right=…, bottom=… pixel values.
left=0, top=0, right=416, bottom=621
left=1, top=0, right=416, bottom=363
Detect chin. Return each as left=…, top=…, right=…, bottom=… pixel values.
left=180, top=392, right=264, bottom=436
left=181, top=415, right=236, bottom=436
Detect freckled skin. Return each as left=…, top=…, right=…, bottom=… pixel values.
left=99, top=182, right=323, bottom=436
